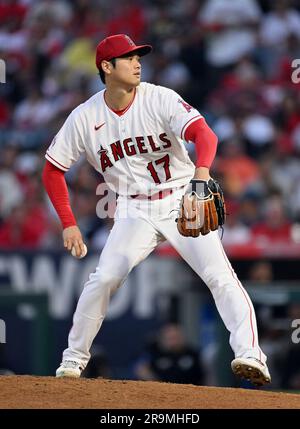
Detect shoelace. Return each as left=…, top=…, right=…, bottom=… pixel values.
left=246, top=357, right=265, bottom=367
left=62, top=361, right=80, bottom=369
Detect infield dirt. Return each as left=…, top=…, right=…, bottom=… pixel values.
left=0, top=376, right=299, bottom=409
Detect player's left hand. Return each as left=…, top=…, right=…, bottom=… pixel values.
left=176, top=178, right=226, bottom=237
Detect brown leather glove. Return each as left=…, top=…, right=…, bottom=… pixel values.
left=176, top=179, right=226, bottom=237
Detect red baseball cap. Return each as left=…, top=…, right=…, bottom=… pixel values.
left=96, top=34, right=152, bottom=69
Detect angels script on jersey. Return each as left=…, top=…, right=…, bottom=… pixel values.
left=98, top=133, right=172, bottom=173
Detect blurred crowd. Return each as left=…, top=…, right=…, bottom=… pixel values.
left=1, top=0, right=300, bottom=252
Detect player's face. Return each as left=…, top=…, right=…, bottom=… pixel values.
left=112, top=54, right=142, bottom=87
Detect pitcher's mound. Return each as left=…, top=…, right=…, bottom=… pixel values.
left=0, top=376, right=299, bottom=409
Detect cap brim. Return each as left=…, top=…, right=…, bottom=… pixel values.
left=118, top=44, right=152, bottom=59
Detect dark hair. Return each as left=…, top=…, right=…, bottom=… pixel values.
left=98, top=58, right=116, bottom=84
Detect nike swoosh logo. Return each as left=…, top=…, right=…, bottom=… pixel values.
left=94, top=122, right=105, bottom=131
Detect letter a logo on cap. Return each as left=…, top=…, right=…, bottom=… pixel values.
left=124, top=35, right=135, bottom=47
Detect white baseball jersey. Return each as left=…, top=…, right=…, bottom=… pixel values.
left=45, top=82, right=203, bottom=196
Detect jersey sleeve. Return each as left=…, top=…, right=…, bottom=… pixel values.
left=159, top=86, right=203, bottom=141
left=45, top=109, right=85, bottom=171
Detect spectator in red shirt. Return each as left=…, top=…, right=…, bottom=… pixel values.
left=251, top=193, right=292, bottom=244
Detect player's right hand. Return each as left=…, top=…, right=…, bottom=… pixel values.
left=63, top=225, right=85, bottom=258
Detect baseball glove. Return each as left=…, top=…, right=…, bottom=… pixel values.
left=176, top=179, right=226, bottom=237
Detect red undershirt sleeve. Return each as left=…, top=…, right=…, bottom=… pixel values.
left=42, top=160, right=77, bottom=229
left=184, top=117, right=218, bottom=168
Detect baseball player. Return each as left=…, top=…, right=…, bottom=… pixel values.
left=42, top=34, right=271, bottom=386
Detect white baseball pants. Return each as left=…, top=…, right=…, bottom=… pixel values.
left=62, top=188, right=266, bottom=368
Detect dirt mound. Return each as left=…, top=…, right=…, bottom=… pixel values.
left=0, top=376, right=299, bottom=409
